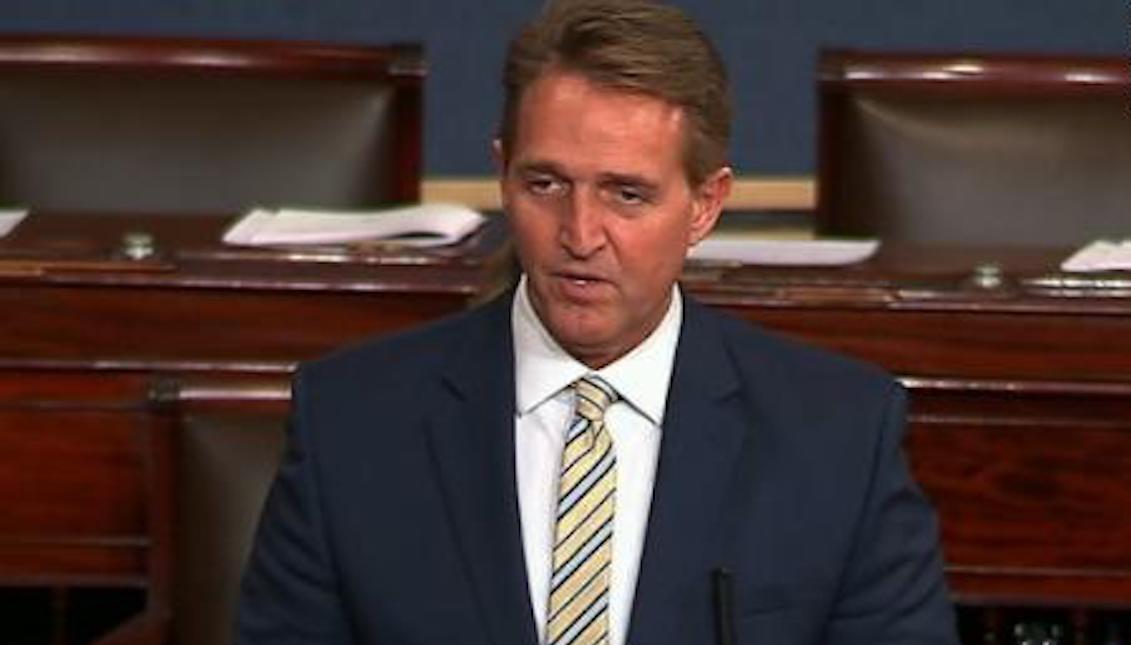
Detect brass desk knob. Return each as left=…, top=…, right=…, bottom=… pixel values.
left=970, top=262, right=1004, bottom=290
left=121, top=231, right=156, bottom=260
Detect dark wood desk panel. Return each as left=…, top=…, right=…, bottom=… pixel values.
left=687, top=244, right=1131, bottom=381
left=1, top=212, right=510, bottom=371
left=0, top=369, right=152, bottom=587
left=910, top=394, right=1131, bottom=607
left=2, top=282, right=474, bottom=368
left=729, top=306, right=1131, bottom=382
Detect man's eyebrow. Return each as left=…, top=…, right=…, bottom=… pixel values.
left=600, top=172, right=660, bottom=192
left=512, top=160, right=564, bottom=176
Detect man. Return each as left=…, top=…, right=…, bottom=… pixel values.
left=236, top=1, right=958, bottom=643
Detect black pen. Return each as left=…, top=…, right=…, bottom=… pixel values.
left=712, top=567, right=736, bottom=645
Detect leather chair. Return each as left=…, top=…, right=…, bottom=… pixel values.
left=0, top=36, right=422, bottom=214
left=816, top=51, right=1129, bottom=245
left=171, top=413, right=285, bottom=645
left=94, top=377, right=290, bottom=645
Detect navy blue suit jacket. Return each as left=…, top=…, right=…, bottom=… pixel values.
left=236, top=292, right=957, bottom=645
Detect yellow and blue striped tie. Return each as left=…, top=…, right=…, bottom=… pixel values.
left=547, top=375, right=619, bottom=645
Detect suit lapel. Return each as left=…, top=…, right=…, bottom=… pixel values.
left=627, top=298, right=750, bottom=645
left=426, top=296, right=539, bottom=645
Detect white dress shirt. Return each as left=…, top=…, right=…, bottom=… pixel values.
left=512, top=276, right=682, bottom=645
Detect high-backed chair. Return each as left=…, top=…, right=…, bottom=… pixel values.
left=170, top=412, right=285, bottom=645
left=0, top=36, right=423, bottom=213
left=93, top=377, right=290, bottom=645
left=816, top=51, right=1128, bottom=245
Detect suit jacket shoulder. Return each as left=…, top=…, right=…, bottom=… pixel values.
left=301, top=295, right=510, bottom=391
left=684, top=295, right=900, bottom=432
left=239, top=294, right=526, bottom=645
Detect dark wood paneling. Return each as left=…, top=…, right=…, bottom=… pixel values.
left=719, top=307, right=1131, bottom=381
left=0, top=373, right=152, bottom=589
left=911, top=418, right=1131, bottom=599
left=0, top=544, right=147, bottom=587
left=0, top=412, right=144, bottom=536
left=0, top=286, right=468, bottom=367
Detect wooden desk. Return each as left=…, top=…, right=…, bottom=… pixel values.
left=0, top=212, right=511, bottom=371
left=0, top=212, right=511, bottom=642
left=685, top=244, right=1131, bottom=641
left=2, top=219, right=1128, bottom=642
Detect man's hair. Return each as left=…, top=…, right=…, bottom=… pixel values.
left=499, top=0, right=732, bottom=186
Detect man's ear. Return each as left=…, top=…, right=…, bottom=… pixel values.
left=688, top=165, right=733, bottom=245
left=492, top=138, right=506, bottom=173
left=492, top=139, right=510, bottom=212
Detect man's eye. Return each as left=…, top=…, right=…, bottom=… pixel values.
left=525, top=177, right=564, bottom=196
left=615, top=186, right=647, bottom=205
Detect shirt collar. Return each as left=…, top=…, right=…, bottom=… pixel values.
left=512, top=275, right=682, bottom=426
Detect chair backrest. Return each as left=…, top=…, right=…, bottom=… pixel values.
left=174, top=412, right=285, bottom=645
left=0, top=36, right=423, bottom=214
left=816, top=51, right=1129, bottom=245
left=138, top=377, right=290, bottom=645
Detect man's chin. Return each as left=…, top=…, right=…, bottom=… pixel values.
left=545, top=315, right=611, bottom=348
left=541, top=313, right=620, bottom=364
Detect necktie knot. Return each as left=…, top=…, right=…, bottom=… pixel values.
left=572, top=374, right=619, bottom=423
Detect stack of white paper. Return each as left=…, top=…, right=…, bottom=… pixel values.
left=688, top=237, right=880, bottom=266
left=223, top=203, right=487, bottom=248
left=0, top=209, right=28, bottom=239
left=1061, top=240, right=1131, bottom=272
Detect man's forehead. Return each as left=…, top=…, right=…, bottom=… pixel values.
left=519, top=70, right=685, bottom=125
left=508, top=71, right=689, bottom=180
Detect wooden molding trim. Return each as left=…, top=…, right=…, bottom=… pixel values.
left=421, top=178, right=501, bottom=209
left=421, top=176, right=815, bottom=211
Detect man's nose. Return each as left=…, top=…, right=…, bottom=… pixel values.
left=559, top=191, right=607, bottom=258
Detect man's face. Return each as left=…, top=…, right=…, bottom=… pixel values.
left=498, top=70, right=731, bottom=368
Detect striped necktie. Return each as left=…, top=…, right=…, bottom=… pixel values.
left=547, top=374, right=619, bottom=645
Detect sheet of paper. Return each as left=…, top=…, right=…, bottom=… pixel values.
left=0, top=209, right=29, bottom=239
left=1061, top=239, right=1131, bottom=272
left=688, top=237, right=880, bottom=266
left=223, top=203, right=487, bottom=248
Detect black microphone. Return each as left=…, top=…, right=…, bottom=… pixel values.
left=712, top=567, right=736, bottom=645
